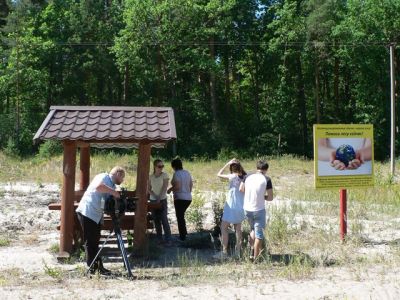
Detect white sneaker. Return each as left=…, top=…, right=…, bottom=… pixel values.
left=249, top=248, right=254, bottom=261
left=212, top=251, right=228, bottom=260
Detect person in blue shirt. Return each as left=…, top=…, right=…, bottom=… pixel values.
left=76, top=166, right=125, bottom=275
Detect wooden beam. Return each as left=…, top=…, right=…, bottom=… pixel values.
left=134, top=142, right=151, bottom=254
left=60, top=140, right=76, bottom=256
left=79, top=139, right=169, bottom=144
left=79, top=146, right=90, bottom=191
left=76, top=141, right=90, bottom=148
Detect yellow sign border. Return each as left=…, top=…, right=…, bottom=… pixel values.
left=313, top=124, right=374, bottom=189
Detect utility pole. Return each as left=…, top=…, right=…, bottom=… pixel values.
left=390, top=43, right=396, bottom=176
left=16, top=31, right=20, bottom=142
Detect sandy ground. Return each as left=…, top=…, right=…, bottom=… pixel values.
left=1, top=182, right=400, bottom=299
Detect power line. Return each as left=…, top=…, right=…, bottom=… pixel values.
left=1, top=40, right=396, bottom=47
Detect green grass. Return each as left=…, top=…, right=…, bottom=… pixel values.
left=48, top=243, right=59, bottom=254
left=3, top=151, right=400, bottom=206
left=43, top=262, right=64, bottom=280
left=0, top=236, right=11, bottom=247
left=0, top=268, right=21, bottom=286
left=275, top=253, right=315, bottom=280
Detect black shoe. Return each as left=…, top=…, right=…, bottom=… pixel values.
left=98, top=265, right=112, bottom=276
left=88, top=260, right=98, bottom=274
left=98, top=259, right=112, bottom=276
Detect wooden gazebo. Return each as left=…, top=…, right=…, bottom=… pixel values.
left=33, top=106, right=176, bottom=256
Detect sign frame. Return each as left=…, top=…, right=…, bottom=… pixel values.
left=313, top=124, right=374, bottom=189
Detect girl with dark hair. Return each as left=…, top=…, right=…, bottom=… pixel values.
left=148, top=159, right=172, bottom=244
left=167, top=158, right=193, bottom=241
left=213, top=158, right=246, bottom=259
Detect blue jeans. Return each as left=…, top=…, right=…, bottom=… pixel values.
left=245, top=209, right=266, bottom=239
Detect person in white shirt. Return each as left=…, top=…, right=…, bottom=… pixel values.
left=167, top=158, right=193, bottom=241
left=240, top=160, right=273, bottom=260
left=76, top=166, right=125, bottom=275
left=148, top=159, right=172, bottom=244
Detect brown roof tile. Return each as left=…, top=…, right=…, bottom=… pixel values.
left=33, top=106, right=176, bottom=147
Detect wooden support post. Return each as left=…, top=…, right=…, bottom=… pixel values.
left=79, top=146, right=90, bottom=191
left=134, top=142, right=151, bottom=254
left=60, top=141, right=76, bottom=256
left=340, top=189, right=347, bottom=242
left=390, top=43, right=396, bottom=176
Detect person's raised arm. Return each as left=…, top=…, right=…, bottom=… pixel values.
left=217, top=159, right=236, bottom=179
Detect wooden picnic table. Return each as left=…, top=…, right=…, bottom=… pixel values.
left=48, top=191, right=162, bottom=243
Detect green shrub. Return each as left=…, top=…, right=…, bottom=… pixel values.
left=266, top=209, right=290, bottom=247
left=216, top=148, right=240, bottom=161
left=3, top=137, right=19, bottom=157
left=186, top=192, right=206, bottom=231
left=37, top=140, right=63, bottom=159
left=211, top=192, right=225, bottom=236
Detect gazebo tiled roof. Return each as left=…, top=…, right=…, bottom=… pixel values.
left=34, top=105, right=177, bottom=256
left=33, top=106, right=176, bottom=147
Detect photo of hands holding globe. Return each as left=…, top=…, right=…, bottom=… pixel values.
left=317, top=138, right=373, bottom=176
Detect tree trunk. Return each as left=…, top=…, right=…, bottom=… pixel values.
left=334, top=56, right=340, bottom=113
left=296, top=53, right=308, bottom=156
left=252, top=49, right=261, bottom=124
left=344, top=68, right=352, bottom=121
left=123, top=63, right=129, bottom=104
left=0, top=0, right=9, bottom=27
left=107, top=79, right=113, bottom=105
left=224, top=46, right=231, bottom=113
left=155, top=45, right=164, bottom=105
left=48, top=61, right=54, bottom=109
left=315, top=57, right=321, bottom=124
left=209, top=36, right=217, bottom=123
left=97, top=73, right=104, bottom=105
left=251, top=71, right=260, bottom=124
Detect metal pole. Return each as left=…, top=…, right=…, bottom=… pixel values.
left=340, top=189, right=347, bottom=242
left=390, top=43, right=396, bottom=176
